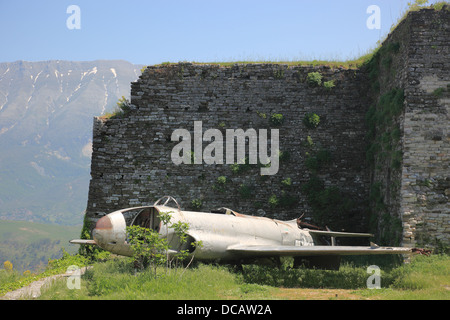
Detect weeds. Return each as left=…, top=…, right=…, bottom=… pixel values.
left=0, top=249, right=88, bottom=296
left=303, top=112, right=320, bottom=129
left=269, top=113, right=284, bottom=126
left=306, top=72, right=323, bottom=87
left=323, top=80, right=335, bottom=90
left=101, top=96, right=132, bottom=119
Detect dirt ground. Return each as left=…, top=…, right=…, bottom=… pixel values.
left=273, top=288, right=371, bottom=300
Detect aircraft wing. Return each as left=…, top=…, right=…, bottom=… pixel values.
left=227, top=245, right=411, bottom=257
left=307, top=230, right=374, bottom=238
left=70, top=239, right=97, bottom=245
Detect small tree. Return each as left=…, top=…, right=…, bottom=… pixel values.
left=126, top=225, right=167, bottom=276
left=116, top=96, right=131, bottom=114
left=126, top=211, right=197, bottom=277
left=170, top=220, right=191, bottom=269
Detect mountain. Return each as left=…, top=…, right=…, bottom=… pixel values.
left=0, top=60, right=143, bottom=225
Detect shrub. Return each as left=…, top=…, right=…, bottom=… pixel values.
left=3, top=261, right=13, bottom=271
left=214, top=176, right=228, bottom=192
left=231, top=163, right=240, bottom=174
left=126, top=211, right=192, bottom=275
left=273, top=69, right=284, bottom=79
left=230, top=157, right=253, bottom=174
left=268, top=194, right=279, bottom=208
left=304, top=135, right=314, bottom=148
left=303, top=113, right=320, bottom=129
left=281, top=177, right=292, bottom=187
left=191, top=199, right=203, bottom=210
left=323, top=80, right=335, bottom=90
left=269, top=113, right=284, bottom=126
left=306, top=72, right=322, bottom=87
left=256, top=110, right=267, bottom=119
left=126, top=225, right=167, bottom=272
left=103, top=96, right=132, bottom=119
left=217, top=176, right=227, bottom=185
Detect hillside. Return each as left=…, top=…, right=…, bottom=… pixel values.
left=0, top=60, right=142, bottom=225
left=0, top=220, right=80, bottom=272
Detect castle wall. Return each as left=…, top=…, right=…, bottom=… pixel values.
left=86, top=64, right=371, bottom=232
left=400, top=8, right=450, bottom=248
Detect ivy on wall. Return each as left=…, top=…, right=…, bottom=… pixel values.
left=363, top=40, right=405, bottom=246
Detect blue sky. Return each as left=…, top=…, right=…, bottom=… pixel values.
left=0, top=0, right=443, bottom=65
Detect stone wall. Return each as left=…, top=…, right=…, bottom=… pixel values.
left=86, top=64, right=371, bottom=233
left=399, top=8, right=449, bottom=249
left=363, top=7, right=449, bottom=249
left=84, top=7, right=449, bottom=249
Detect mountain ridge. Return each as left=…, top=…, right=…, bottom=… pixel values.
left=0, top=59, right=144, bottom=225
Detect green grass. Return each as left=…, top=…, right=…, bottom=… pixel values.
left=356, top=254, right=450, bottom=299
left=151, top=54, right=373, bottom=70
left=0, top=250, right=88, bottom=296
left=8, top=254, right=444, bottom=300
left=36, top=258, right=276, bottom=300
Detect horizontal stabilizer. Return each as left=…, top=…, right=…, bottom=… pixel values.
left=70, top=239, right=97, bottom=245
left=227, top=245, right=411, bottom=257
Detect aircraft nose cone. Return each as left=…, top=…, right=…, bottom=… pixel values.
left=95, top=215, right=113, bottom=230
left=93, top=215, right=112, bottom=244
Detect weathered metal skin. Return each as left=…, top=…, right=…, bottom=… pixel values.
left=71, top=196, right=412, bottom=266
left=174, top=207, right=315, bottom=262
left=92, top=211, right=131, bottom=256
left=87, top=204, right=315, bottom=262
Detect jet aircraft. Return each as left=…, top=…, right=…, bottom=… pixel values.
left=71, top=196, right=411, bottom=269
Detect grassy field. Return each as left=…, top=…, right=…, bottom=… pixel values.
left=1, top=253, right=446, bottom=300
